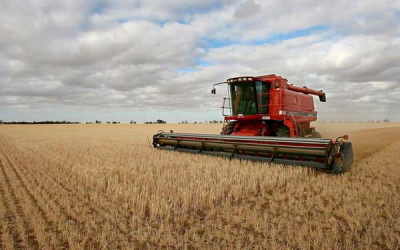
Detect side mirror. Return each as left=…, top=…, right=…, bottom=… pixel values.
left=211, top=88, right=216, bottom=94
left=319, top=92, right=326, bottom=102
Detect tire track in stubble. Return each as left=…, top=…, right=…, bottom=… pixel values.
left=0, top=153, right=29, bottom=250
left=0, top=141, right=68, bottom=249
left=13, top=147, right=134, bottom=247
left=33, top=146, right=147, bottom=247
left=0, top=148, right=76, bottom=248
left=0, top=203, right=3, bottom=250
left=18, top=137, right=163, bottom=248
left=0, top=134, right=143, bottom=248
left=0, top=161, right=19, bottom=250
left=19, top=142, right=135, bottom=226
left=0, top=136, right=119, bottom=249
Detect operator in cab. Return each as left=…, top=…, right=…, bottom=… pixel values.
left=234, top=86, right=257, bottom=115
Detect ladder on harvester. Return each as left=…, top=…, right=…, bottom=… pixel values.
left=286, top=111, right=299, bottom=136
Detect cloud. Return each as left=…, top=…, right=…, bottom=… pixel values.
left=0, top=0, right=399, bottom=122
left=191, top=0, right=400, bottom=41
left=233, top=0, right=260, bottom=19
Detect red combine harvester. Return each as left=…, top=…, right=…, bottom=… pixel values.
left=153, top=74, right=353, bottom=174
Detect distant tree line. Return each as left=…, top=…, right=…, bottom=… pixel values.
left=145, top=119, right=167, bottom=124
left=0, top=120, right=80, bottom=125
left=0, top=119, right=166, bottom=125
left=104, top=121, right=120, bottom=124
left=13, top=118, right=391, bottom=125
left=178, top=120, right=223, bottom=124
left=324, top=119, right=391, bottom=123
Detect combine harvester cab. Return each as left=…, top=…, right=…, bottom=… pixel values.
left=153, top=74, right=354, bottom=174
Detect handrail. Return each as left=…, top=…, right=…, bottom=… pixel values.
left=222, top=98, right=232, bottom=116
left=286, top=111, right=298, bottom=134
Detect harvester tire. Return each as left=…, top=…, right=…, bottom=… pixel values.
left=226, top=121, right=237, bottom=135
left=221, top=121, right=237, bottom=135
left=276, top=126, right=290, bottom=137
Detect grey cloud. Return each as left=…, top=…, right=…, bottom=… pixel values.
left=89, top=0, right=236, bottom=27
left=233, top=0, right=260, bottom=19
left=190, top=0, right=400, bottom=41
left=1, top=0, right=400, bottom=122
left=0, top=0, right=201, bottom=111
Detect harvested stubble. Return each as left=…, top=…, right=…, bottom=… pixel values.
left=0, top=123, right=400, bottom=249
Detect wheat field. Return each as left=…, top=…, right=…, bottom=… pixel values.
left=0, top=123, right=400, bottom=249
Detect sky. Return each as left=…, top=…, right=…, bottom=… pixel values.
left=1, top=0, right=400, bottom=123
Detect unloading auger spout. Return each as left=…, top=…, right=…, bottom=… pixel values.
left=153, top=132, right=353, bottom=174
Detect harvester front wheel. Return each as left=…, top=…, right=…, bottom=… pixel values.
left=276, top=126, right=290, bottom=137
left=221, top=121, right=237, bottom=135
left=227, top=121, right=237, bottom=135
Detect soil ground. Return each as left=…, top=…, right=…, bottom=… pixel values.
left=0, top=122, right=399, bottom=249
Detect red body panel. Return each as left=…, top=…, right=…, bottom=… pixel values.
left=223, top=74, right=324, bottom=137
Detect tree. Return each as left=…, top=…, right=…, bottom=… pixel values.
left=384, top=119, right=389, bottom=123
left=0, top=120, right=3, bottom=124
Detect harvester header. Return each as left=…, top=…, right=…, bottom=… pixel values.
left=153, top=74, right=353, bottom=174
